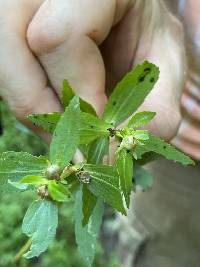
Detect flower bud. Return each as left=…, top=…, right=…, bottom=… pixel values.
left=45, top=164, right=60, bottom=180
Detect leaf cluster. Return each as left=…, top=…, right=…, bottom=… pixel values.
left=0, top=61, right=194, bottom=266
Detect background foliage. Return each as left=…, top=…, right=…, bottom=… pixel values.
left=0, top=102, right=118, bottom=267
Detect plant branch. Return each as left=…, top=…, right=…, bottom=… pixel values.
left=12, top=238, right=32, bottom=263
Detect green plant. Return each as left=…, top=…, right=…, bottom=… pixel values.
left=0, top=61, right=194, bottom=267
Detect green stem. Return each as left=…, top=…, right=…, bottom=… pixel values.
left=12, top=238, right=32, bottom=263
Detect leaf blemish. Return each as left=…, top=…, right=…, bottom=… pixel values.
left=112, top=101, right=117, bottom=106
left=138, top=75, right=145, bottom=82
left=144, top=67, right=151, bottom=72
left=150, top=77, right=155, bottom=83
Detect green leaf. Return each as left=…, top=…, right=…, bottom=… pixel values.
left=132, top=130, right=149, bottom=141
left=134, top=165, right=154, bottom=189
left=80, top=113, right=111, bottom=144
left=103, top=61, right=159, bottom=126
left=84, top=164, right=126, bottom=214
left=88, top=137, right=109, bottom=164
left=82, top=185, right=97, bottom=227
left=135, top=134, right=195, bottom=166
left=75, top=132, right=108, bottom=266
left=80, top=99, right=97, bottom=116
left=20, top=175, right=48, bottom=185
left=8, top=180, right=29, bottom=190
left=27, top=112, right=60, bottom=134
left=75, top=189, right=104, bottom=267
left=136, top=152, right=162, bottom=165
left=50, top=96, right=80, bottom=168
left=22, top=199, right=58, bottom=258
left=117, top=149, right=133, bottom=208
left=0, top=152, right=48, bottom=188
left=128, top=111, right=156, bottom=129
left=48, top=180, right=72, bottom=202
left=61, top=80, right=75, bottom=108
left=62, top=80, right=97, bottom=115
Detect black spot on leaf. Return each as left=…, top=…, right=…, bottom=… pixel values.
left=144, top=67, right=151, bottom=72
left=150, top=77, right=155, bottom=83
left=138, top=75, right=145, bottom=82
left=112, top=101, right=117, bottom=106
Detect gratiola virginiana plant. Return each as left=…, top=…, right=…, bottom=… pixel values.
left=0, top=61, right=194, bottom=266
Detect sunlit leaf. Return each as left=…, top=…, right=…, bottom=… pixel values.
left=50, top=96, right=80, bottom=168
left=48, top=180, right=72, bottom=202
left=128, top=111, right=156, bottom=129
left=80, top=113, right=111, bottom=144
left=20, top=175, right=48, bottom=185
left=103, top=61, right=159, bottom=126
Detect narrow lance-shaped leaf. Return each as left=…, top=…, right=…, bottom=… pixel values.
left=88, top=137, right=109, bottom=164
left=0, top=152, right=48, bottom=189
left=84, top=164, right=126, bottom=214
left=103, top=61, right=159, bottom=126
left=27, top=112, right=60, bottom=134
left=22, top=199, right=58, bottom=258
left=82, top=184, right=97, bottom=227
left=61, top=80, right=97, bottom=115
left=117, top=149, right=133, bottom=208
left=134, top=165, right=154, bottom=190
left=128, top=111, right=156, bottom=129
left=132, top=130, right=149, bottom=141
left=135, top=134, right=195, bottom=166
left=50, top=96, right=80, bottom=169
left=61, top=80, right=74, bottom=108
left=75, top=189, right=104, bottom=267
left=80, top=137, right=109, bottom=225
left=48, top=180, right=72, bottom=202
left=20, top=175, right=48, bottom=185
left=80, top=113, right=112, bottom=144
left=75, top=137, right=108, bottom=267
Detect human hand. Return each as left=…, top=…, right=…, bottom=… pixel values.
left=0, top=0, right=186, bottom=142
left=171, top=0, right=200, bottom=159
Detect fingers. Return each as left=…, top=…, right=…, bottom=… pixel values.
left=133, top=0, right=186, bottom=140
left=102, top=0, right=185, bottom=140
left=0, top=1, right=61, bottom=139
left=27, top=0, right=120, bottom=115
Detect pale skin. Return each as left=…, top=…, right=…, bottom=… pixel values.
left=0, top=0, right=186, bottom=142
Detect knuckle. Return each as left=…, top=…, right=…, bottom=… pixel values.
left=27, top=17, right=73, bottom=54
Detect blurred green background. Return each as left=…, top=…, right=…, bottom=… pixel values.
left=0, top=102, right=119, bottom=267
